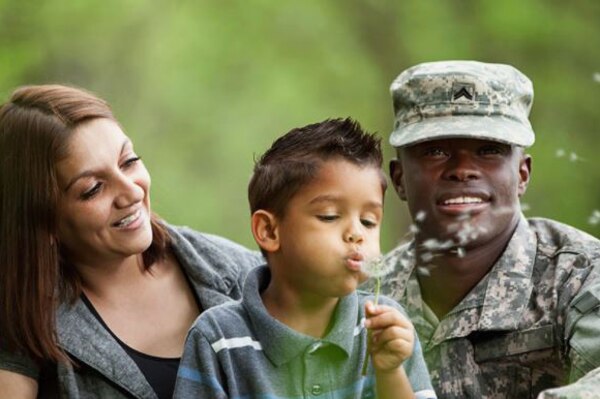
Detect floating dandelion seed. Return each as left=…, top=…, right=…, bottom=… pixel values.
left=421, top=239, right=453, bottom=252
left=417, top=266, right=431, bottom=277
left=457, top=213, right=472, bottom=221
left=447, top=222, right=461, bottom=233
left=421, top=239, right=441, bottom=251
left=456, top=247, right=466, bottom=258
left=415, top=210, right=427, bottom=222
left=409, top=224, right=419, bottom=234
left=556, top=148, right=565, bottom=158
left=589, top=210, right=600, bottom=225
left=593, top=73, right=600, bottom=83
left=521, top=203, right=531, bottom=212
left=420, top=252, right=434, bottom=262
left=569, top=152, right=579, bottom=162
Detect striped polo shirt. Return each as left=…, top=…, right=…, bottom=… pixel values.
left=174, top=266, right=437, bottom=399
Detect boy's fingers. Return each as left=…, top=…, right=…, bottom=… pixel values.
left=372, top=326, right=413, bottom=346
left=365, top=306, right=413, bottom=330
left=371, top=337, right=414, bottom=358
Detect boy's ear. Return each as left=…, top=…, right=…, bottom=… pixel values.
left=389, top=159, right=407, bottom=201
left=251, top=210, right=280, bottom=253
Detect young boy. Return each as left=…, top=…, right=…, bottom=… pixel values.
left=174, top=118, right=436, bottom=399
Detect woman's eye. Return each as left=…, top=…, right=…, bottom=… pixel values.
left=317, top=215, right=339, bottom=222
left=122, top=156, right=141, bottom=168
left=80, top=182, right=102, bottom=200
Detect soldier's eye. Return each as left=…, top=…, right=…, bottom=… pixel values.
left=423, top=147, right=448, bottom=157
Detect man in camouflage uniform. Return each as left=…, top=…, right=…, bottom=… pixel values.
left=381, top=60, right=600, bottom=398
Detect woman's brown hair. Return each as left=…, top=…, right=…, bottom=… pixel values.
left=0, top=85, right=170, bottom=364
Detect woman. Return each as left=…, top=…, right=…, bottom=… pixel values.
left=0, top=85, right=262, bottom=398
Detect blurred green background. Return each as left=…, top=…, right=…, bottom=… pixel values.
left=1, top=0, right=599, bottom=250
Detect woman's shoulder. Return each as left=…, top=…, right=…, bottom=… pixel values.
left=166, top=224, right=262, bottom=266
left=165, top=224, right=264, bottom=299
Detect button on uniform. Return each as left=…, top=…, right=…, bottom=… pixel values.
left=311, top=384, right=323, bottom=396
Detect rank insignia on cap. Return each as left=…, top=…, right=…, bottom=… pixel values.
left=452, top=82, right=475, bottom=101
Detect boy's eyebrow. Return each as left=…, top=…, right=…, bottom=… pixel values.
left=309, top=195, right=383, bottom=208
left=64, top=139, right=131, bottom=191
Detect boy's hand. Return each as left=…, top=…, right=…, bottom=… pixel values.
left=364, top=301, right=414, bottom=373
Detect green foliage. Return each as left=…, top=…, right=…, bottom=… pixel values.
left=1, top=0, right=598, bottom=248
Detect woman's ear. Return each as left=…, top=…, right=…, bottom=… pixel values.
left=251, top=210, right=280, bottom=253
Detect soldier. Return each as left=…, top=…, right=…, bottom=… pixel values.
left=380, top=60, right=600, bottom=398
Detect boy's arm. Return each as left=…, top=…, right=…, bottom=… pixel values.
left=375, top=366, right=414, bottom=399
left=365, top=301, right=415, bottom=399
left=173, top=327, right=228, bottom=399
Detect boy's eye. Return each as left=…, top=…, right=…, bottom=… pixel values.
left=317, top=215, right=339, bottom=222
left=80, top=182, right=102, bottom=200
left=361, top=219, right=378, bottom=228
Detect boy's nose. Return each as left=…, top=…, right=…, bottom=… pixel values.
left=345, top=231, right=363, bottom=244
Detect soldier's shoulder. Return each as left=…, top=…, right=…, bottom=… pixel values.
left=528, top=217, right=600, bottom=261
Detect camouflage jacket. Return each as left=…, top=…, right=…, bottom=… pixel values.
left=380, top=216, right=600, bottom=399
left=537, top=367, right=600, bottom=399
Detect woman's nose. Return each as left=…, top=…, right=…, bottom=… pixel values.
left=114, top=176, right=144, bottom=208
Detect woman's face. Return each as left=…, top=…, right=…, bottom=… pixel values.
left=55, top=118, right=153, bottom=266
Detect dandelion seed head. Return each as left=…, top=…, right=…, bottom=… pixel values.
left=556, top=148, right=565, bottom=158
left=593, top=72, right=600, bottom=83
left=361, top=255, right=395, bottom=278
left=415, top=210, right=427, bottom=223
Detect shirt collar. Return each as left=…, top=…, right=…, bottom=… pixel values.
left=243, top=266, right=358, bottom=366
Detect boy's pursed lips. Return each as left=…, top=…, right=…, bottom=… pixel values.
left=345, top=251, right=364, bottom=272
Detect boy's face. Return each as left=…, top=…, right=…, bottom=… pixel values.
left=390, top=138, right=531, bottom=250
left=268, top=159, right=383, bottom=299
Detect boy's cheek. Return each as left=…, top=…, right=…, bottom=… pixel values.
left=358, top=271, right=369, bottom=284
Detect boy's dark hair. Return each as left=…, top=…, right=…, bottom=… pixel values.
left=248, top=117, right=386, bottom=217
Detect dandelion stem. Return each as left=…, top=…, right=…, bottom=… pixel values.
left=361, top=276, right=381, bottom=376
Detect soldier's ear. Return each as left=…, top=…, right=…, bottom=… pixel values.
left=251, top=210, right=280, bottom=253
left=517, top=153, right=532, bottom=196
left=390, top=159, right=407, bottom=201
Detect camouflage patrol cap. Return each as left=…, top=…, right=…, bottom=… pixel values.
left=389, top=60, right=535, bottom=148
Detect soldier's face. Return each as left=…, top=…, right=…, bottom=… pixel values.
left=390, top=138, right=531, bottom=250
